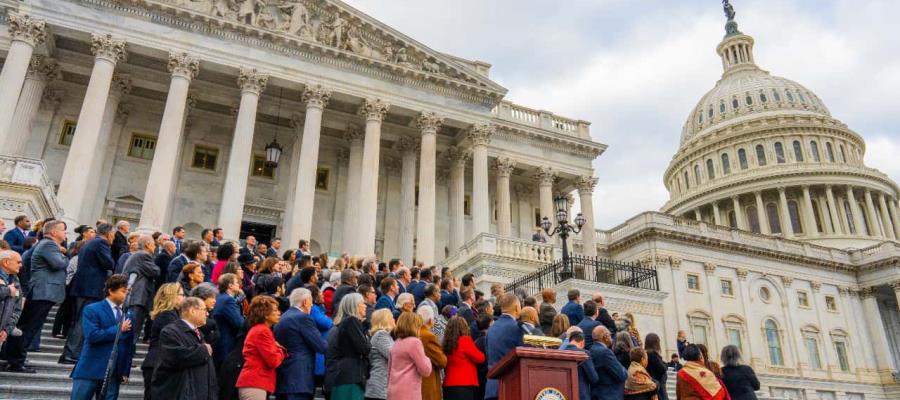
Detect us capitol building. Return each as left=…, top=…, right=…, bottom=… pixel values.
left=0, top=1, right=897, bottom=399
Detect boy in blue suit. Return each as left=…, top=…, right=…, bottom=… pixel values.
left=70, top=274, right=134, bottom=400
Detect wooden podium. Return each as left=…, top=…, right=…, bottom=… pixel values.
left=487, top=347, right=588, bottom=400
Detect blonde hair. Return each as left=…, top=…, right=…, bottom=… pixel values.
left=150, top=283, right=183, bottom=319
left=395, top=311, right=423, bottom=339
left=369, top=309, right=395, bottom=335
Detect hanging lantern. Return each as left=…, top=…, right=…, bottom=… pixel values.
left=265, top=138, right=282, bottom=168
left=554, top=195, right=569, bottom=224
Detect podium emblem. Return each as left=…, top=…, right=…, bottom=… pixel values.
left=534, top=387, right=566, bottom=400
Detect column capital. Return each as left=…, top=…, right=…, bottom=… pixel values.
left=838, top=286, right=851, bottom=297
left=115, top=102, right=132, bottom=125
left=41, top=89, right=64, bottom=111
left=736, top=268, right=749, bottom=280
left=445, top=146, right=470, bottom=168
left=892, top=280, right=900, bottom=291
left=810, top=280, right=822, bottom=292
left=863, top=187, right=872, bottom=195
left=343, top=124, right=364, bottom=143
left=492, top=157, right=516, bottom=177
left=394, top=136, right=419, bottom=156
left=416, top=111, right=443, bottom=133
left=467, top=123, right=495, bottom=146
left=168, top=51, right=200, bottom=79
left=110, top=73, right=132, bottom=99
left=703, top=262, right=716, bottom=273
left=754, top=190, right=763, bottom=197
left=801, top=185, right=811, bottom=191
left=576, top=175, right=598, bottom=193
left=91, top=33, right=127, bottom=63
left=858, top=286, right=876, bottom=299
left=8, top=12, right=47, bottom=46
left=515, top=183, right=535, bottom=197
left=383, top=156, right=402, bottom=176
left=535, top=166, right=557, bottom=187
left=358, top=98, right=390, bottom=121
left=781, top=275, right=793, bottom=288
left=26, top=55, right=60, bottom=81
left=238, top=67, right=268, bottom=95
left=336, top=147, right=350, bottom=164
left=777, top=186, right=787, bottom=194
left=731, top=195, right=741, bottom=202
left=302, top=84, right=332, bottom=109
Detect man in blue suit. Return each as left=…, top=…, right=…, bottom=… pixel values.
left=561, top=289, right=584, bottom=325
left=62, top=223, right=116, bottom=364
left=70, top=274, right=134, bottom=400
left=563, top=331, right=598, bottom=400
left=374, top=277, right=399, bottom=319
left=275, top=287, right=327, bottom=400
left=485, top=293, right=525, bottom=400
left=3, top=215, right=31, bottom=254
left=412, top=268, right=432, bottom=305
left=588, top=325, right=627, bottom=400
left=576, top=300, right=602, bottom=349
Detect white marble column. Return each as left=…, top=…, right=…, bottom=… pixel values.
left=29, top=89, right=63, bottom=159
left=138, top=52, right=200, bottom=233
left=447, top=147, right=468, bottom=251
left=281, top=113, right=304, bottom=245
left=3, top=56, right=58, bottom=155
left=0, top=13, right=46, bottom=145
left=216, top=68, right=267, bottom=240
left=329, top=148, right=350, bottom=250
left=341, top=125, right=364, bottom=253
left=57, top=34, right=127, bottom=225
left=732, top=195, right=746, bottom=230
left=468, top=123, right=494, bottom=237
left=826, top=186, right=843, bottom=234
left=893, top=282, right=900, bottom=312
left=91, top=102, right=131, bottom=222
left=777, top=187, right=794, bottom=237
left=536, top=166, right=557, bottom=233
left=712, top=201, right=722, bottom=226
left=801, top=185, right=819, bottom=237
left=889, top=197, right=900, bottom=239
left=396, top=137, right=418, bottom=264
left=356, top=98, right=390, bottom=256
left=754, top=191, right=769, bottom=234
left=82, top=75, right=131, bottom=223
left=414, top=112, right=443, bottom=265
left=846, top=186, right=865, bottom=235
left=863, top=189, right=881, bottom=237
left=860, top=288, right=898, bottom=371
left=816, top=193, right=834, bottom=234
left=877, top=193, right=895, bottom=240
left=576, top=175, right=599, bottom=257
left=493, top=157, right=516, bottom=237
left=283, top=85, right=331, bottom=247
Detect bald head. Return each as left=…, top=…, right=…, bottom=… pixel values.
left=592, top=325, right=612, bottom=346
left=163, top=241, right=177, bottom=255
left=0, top=250, right=22, bottom=274
left=137, top=235, right=156, bottom=253
left=499, top=292, right=521, bottom=318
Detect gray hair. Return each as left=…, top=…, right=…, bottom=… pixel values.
left=190, top=282, right=218, bottom=300
left=136, top=235, right=155, bottom=251
left=116, top=220, right=130, bottom=230
left=334, top=293, right=363, bottom=325
left=0, top=250, right=18, bottom=262
left=416, top=304, right=434, bottom=325
left=43, top=220, right=65, bottom=235
left=289, top=287, right=312, bottom=308
left=720, top=344, right=743, bottom=367
left=340, top=269, right=355, bottom=284
left=96, top=223, right=114, bottom=236
left=176, top=296, right=206, bottom=316
left=362, top=257, right=377, bottom=271
left=329, top=270, right=342, bottom=284
left=612, top=331, right=633, bottom=353
left=396, top=292, right=414, bottom=309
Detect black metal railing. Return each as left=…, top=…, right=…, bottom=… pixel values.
left=506, top=254, right=659, bottom=296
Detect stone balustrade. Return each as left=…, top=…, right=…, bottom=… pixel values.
left=443, top=232, right=560, bottom=273
left=492, top=100, right=590, bottom=138
left=0, top=155, right=61, bottom=218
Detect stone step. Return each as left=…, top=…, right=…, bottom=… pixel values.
left=0, top=383, right=143, bottom=400
left=0, top=359, right=144, bottom=380
left=19, top=349, right=145, bottom=365
left=32, top=334, right=148, bottom=353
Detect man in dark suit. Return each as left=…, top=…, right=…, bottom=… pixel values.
left=330, top=269, right=357, bottom=312
left=588, top=325, right=627, bottom=400
left=412, top=268, right=432, bottom=305
left=200, top=229, right=213, bottom=247
left=438, top=278, right=459, bottom=310
left=457, top=288, right=478, bottom=337
left=151, top=297, right=218, bottom=400
left=62, top=223, right=116, bottom=363
left=592, top=293, right=617, bottom=335
left=3, top=215, right=31, bottom=254
left=239, top=235, right=257, bottom=257
left=267, top=238, right=281, bottom=258
left=69, top=274, right=134, bottom=400
left=576, top=300, right=602, bottom=349
left=561, top=289, right=584, bottom=325
left=395, top=266, right=411, bottom=294
left=563, top=331, right=598, bottom=400
left=0, top=250, right=23, bottom=342
left=122, top=235, right=160, bottom=345
left=210, top=228, right=223, bottom=247
left=374, top=277, right=399, bottom=319
left=4, top=220, right=68, bottom=373
left=166, top=241, right=193, bottom=283
left=485, top=293, right=525, bottom=400
left=111, top=220, right=130, bottom=264
left=539, top=288, right=558, bottom=334
left=275, top=287, right=328, bottom=400
left=171, top=226, right=186, bottom=256
left=154, top=241, right=176, bottom=290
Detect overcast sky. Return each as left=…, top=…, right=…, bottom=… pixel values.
left=344, top=0, right=900, bottom=229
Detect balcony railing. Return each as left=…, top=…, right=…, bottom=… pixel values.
left=506, top=254, right=659, bottom=296
left=442, top=233, right=559, bottom=272
left=0, top=155, right=61, bottom=216
left=491, top=100, right=591, bottom=139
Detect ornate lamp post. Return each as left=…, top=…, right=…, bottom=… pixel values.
left=542, top=194, right=586, bottom=280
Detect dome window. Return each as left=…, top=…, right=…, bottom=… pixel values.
left=756, top=144, right=767, bottom=166
left=698, top=112, right=703, bottom=124
left=706, top=159, right=715, bottom=180
left=774, top=142, right=785, bottom=163
left=760, top=91, right=768, bottom=103
left=786, top=90, right=794, bottom=102
left=788, top=200, right=803, bottom=234
left=708, top=106, right=714, bottom=119
left=798, top=92, right=806, bottom=103
left=766, top=202, right=782, bottom=234
left=745, top=94, right=753, bottom=106
left=810, top=141, right=821, bottom=162
left=747, top=205, right=761, bottom=233
left=694, top=165, right=702, bottom=184
left=732, top=98, right=739, bottom=109
left=773, top=89, right=781, bottom=102
left=843, top=201, right=856, bottom=234
left=792, top=141, right=804, bottom=162
left=825, top=142, right=835, bottom=162
left=720, top=101, right=726, bottom=113
left=721, top=153, right=731, bottom=175
left=839, top=145, right=846, bottom=163
left=684, top=171, right=690, bottom=189
left=738, top=149, right=748, bottom=170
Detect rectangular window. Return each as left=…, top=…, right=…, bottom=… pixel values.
left=533, top=207, right=542, bottom=227
left=805, top=337, right=822, bottom=369
left=798, top=291, right=810, bottom=307
left=464, top=195, right=472, bottom=217
left=191, top=145, right=218, bottom=171
left=691, top=324, right=707, bottom=345
left=59, top=120, right=77, bottom=146
left=315, top=168, right=330, bottom=190
left=128, top=134, right=157, bottom=160
left=834, top=341, right=850, bottom=372
left=687, top=274, right=701, bottom=291
left=251, top=155, right=274, bottom=178
left=720, top=279, right=734, bottom=296
left=825, top=296, right=837, bottom=312
left=727, top=328, right=742, bottom=349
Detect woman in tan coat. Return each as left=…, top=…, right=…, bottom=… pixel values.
left=417, top=306, right=447, bottom=400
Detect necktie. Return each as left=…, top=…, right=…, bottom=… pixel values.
left=194, top=328, right=203, bottom=342
left=114, top=306, right=122, bottom=322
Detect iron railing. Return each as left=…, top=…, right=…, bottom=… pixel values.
left=506, top=254, right=659, bottom=296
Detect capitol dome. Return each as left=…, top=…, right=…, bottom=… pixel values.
left=661, top=6, right=900, bottom=250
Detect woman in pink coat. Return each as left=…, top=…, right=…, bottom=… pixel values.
left=387, top=312, right=433, bottom=400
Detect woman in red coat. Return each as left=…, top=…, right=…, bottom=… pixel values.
left=236, top=296, right=287, bottom=400
left=442, top=316, right=486, bottom=400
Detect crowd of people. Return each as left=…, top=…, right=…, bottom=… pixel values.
left=0, top=215, right=762, bottom=400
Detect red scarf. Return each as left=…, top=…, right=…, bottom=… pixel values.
left=677, top=361, right=728, bottom=400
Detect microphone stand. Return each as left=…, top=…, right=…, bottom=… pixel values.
left=100, top=273, right=137, bottom=399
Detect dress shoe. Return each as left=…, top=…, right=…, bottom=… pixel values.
left=58, top=356, right=78, bottom=365
left=5, top=365, right=36, bottom=374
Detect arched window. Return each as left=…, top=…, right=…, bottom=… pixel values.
left=708, top=106, right=714, bottom=119
left=745, top=94, right=753, bottom=106
left=810, top=141, right=821, bottom=162
left=798, top=92, right=806, bottom=103
left=839, top=145, right=847, bottom=163
left=785, top=89, right=795, bottom=102
left=788, top=200, right=803, bottom=233
left=760, top=91, right=768, bottom=103
left=728, top=211, right=737, bottom=228
left=774, top=142, right=786, bottom=163
left=698, top=112, right=703, bottom=124
left=843, top=201, right=856, bottom=234
left=811, top=200, right=824, bottom=233
left=825, top=142, right=835, bottom=162
left=792, top=141, right=804, bottom=162
left=721, top=153, right=731, bottom=175
left=732, top=97, right=739, bottom=109
left=720, top=101, right=726, bottom=114
left=756, top=144, right=767, bottom=166
left=747, top=205, right=761, bottom=233
left=738, top=149, right=748, bottom=170
left=801, top=326, right=822, bottom=370
left=773, top=89, right=781, bottom=102
left=831, top=330, right=851, bottom=372
left=694, top=165, right=702, bottom=185
left=706, top=159, right=715, bottom=180
left=765, top=319, right=784, bottom=366
left=767, top=202, right=782, bottom=234
left=684, top=171, right=690, bottom=189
